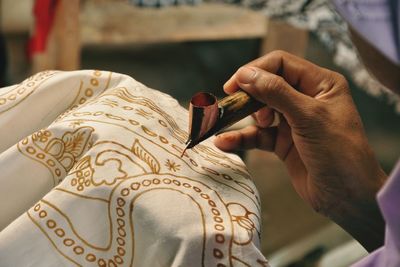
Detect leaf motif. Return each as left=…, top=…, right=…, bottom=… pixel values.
left=131, top=139, right=160, bottom=173
left=71, top=155, right=91, bottom=172
left=62, top=127, right=94, bottom=158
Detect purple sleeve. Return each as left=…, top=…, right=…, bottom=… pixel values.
left=352, top=161, right=400, bottom=266
left=332, top=0, right=400, bottom=65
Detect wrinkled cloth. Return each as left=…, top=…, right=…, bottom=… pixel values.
left=353, top=160, right=400, bottom=267
left=0, top=70, right=268, bottom=267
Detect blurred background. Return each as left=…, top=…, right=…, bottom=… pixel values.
left=1, top=0, right=399, bottom=266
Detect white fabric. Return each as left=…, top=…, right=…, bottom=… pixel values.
left=0, top=70, right=268, bottom=267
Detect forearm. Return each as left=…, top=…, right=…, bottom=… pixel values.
left=333, top=197, right=385, bottom=252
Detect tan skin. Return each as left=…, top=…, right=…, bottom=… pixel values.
left=214, top=39, right=399, bottom=252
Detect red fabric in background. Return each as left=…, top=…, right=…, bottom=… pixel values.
left=27, top=0, right=59, bottom=59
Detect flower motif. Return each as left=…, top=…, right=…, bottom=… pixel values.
left=43, top=127, right=94, bottom=171
left=165, top=159, right=180, bottom=172
left=69, top=156, right=94, bottom=191
left=227, top=203, right=260, bottom=246
left=32, top=129, right=52, bottom=143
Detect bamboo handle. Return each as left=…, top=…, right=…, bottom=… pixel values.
left=217, top=90, right=265, bottom=129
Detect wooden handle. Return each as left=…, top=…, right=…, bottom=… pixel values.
left=218, top=90, right=264, bottom=129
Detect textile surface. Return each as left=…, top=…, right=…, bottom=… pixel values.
left=0, top=70, right=268, bottom=267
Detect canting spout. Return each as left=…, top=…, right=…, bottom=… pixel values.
left=181, top=90, right=264, bottom=156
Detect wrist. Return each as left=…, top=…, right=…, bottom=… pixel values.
left=323, top=167, right=387, bottom=252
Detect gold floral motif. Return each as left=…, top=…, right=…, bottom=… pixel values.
left=92, top=86, right=249, bottom=178
left=66, top=139, right=162, bottom=189
left=44, top=127, right=94, bottom=171
left=69, top=156, right=94, bottom=191
left=131, top=139, right=160, bottom=173
left=227, top=203, right=260, bottom=246
left=18, top=127, right=94, bottom=185
left=11, top=74, right=265, bottom=266
left=164, top=159, right=180, bottom=172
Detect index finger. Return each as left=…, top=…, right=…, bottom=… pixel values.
left=224, top=50, right=339, bottom=97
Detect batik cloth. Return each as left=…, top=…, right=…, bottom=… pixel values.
left=0, top=70, right=268, bottom=267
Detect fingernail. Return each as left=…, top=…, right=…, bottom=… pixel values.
left=223, top=80, right=230, bottom=89
left=237, top=67, right=256, bottom=84
left=257, top=111, right=268, bottom=123
left=223, top=75, right=236, bottom=90
left=217, top=132, right=235, bottom=141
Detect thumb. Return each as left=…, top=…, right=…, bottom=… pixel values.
left=235, top=66, right=315, bottom=124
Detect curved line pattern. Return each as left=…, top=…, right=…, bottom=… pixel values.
left=30, top=174, right=233, bottom=266
left=21, top=75, right=262, bottom=266
left=61, top=118, right=260, bottom=211
left=128, top=188, right=206, bottom=267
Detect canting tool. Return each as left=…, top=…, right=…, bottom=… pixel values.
left=180, top=90, right=264, bottom=157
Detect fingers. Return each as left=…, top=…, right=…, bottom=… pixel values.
left=254, top=107, right=275, bottom=128
left=225, top=50, right=346, bottom=98
left=274, top=116, right=293, bottom=161
left=223, top=76, right=239, bottom=94
left=214, top=125, right=277, bottom=152
left=246, top=51, right=336, bottom=96
left=223, top=64, right=256, bottom=94
left=233, top=66, right=315, bottom=124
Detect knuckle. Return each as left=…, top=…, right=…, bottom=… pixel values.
left=333, top=73, right=348, bottom=86
left=260, top=75, right=285, bottom=97
left=318, top=69, right=350, bottom=96
left=268, top=50, right=288, bottom=59
left=329, top=72, right=350, bottom=93
left=272, top=75, right=286, bottom=88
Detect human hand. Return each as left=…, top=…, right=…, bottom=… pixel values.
left=214, top=51, right=387, bottom=251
